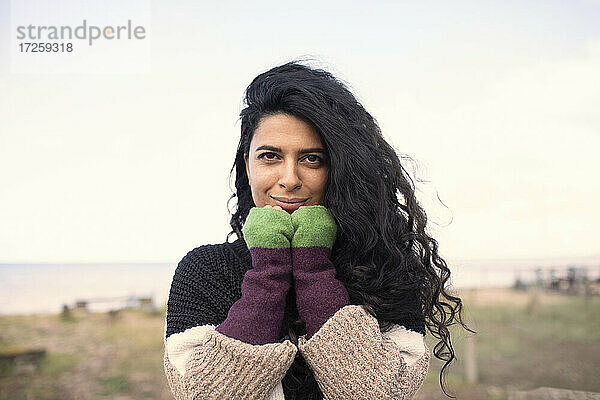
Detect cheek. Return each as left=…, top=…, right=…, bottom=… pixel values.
left=310, top=171, right=329, bottom=194
left=251, top=168, right=279, bottom=191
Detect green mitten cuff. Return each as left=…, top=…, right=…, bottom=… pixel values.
left=291, top=205, right=337, bottom=249
left=242, top=207, right=294, bottom=249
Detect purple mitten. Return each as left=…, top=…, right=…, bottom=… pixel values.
left=216, top=207, right=294, bottom=345
left=291, top=206, right=350, bottom=339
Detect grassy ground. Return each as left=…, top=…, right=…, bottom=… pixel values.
left=0, top=288, right=598, bottom=399
left=0, top=309, right=170, bottom=400
left=416, top=288, right=600, bottom=399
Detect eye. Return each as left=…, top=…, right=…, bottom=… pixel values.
left=257, top=152, right=278, bottom=161
left=305, top=154, right=324, bottom=164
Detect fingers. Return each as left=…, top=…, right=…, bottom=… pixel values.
left=263, top=205, right=283, bottom=211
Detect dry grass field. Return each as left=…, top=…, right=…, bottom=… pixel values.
left=1, top=288, right=598, bottom=399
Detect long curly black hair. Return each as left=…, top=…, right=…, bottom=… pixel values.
left=225, top=59, right=473, bottom=399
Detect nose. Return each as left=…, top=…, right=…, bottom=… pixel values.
left=278, top=160, right=301, bottom=191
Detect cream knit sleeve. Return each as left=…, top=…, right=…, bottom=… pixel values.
left=164, top=325, right=296, bottom=400
left=297, top=305, right=430, bottom=400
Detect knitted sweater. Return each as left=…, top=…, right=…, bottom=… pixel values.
left=164, top=206, right=430, bottom=400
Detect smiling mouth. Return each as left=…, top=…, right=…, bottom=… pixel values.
left=270, top=196, right=309, bottom=204
left=269, top=196, right=309, bottom=213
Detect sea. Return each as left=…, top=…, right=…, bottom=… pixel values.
left=1, top=255, right=599, bottom=315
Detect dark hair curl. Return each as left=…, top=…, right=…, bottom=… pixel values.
left=225, top=59, right=474, bottom=399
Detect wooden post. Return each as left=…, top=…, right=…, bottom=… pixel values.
left=465, top=332, right=478, bottom=384
left=138, top=297, right=156, bottom=313
left=464, top=311, right=478, bottom=384
left=525, top=288, right=540, bottom=315
left=107, top=309, right=120, bottom=321
left=60, top=304, right=71, bottom=321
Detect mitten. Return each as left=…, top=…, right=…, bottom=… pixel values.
left=216, top=207, right=294, bottom=345
left=291, top=205, right=350, bottom=339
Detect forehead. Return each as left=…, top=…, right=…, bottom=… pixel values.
left=250, top=113, right=323, bottom=150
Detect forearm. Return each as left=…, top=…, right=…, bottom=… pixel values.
left=164, top=244, right=298, bottom=400
left=291, top=205, right=350, bottom=339
left=293, top=246, right=350, bottom=339
left=297, top=305, right=430, bottom=400
left=216, top=207, right=295, bottom=345
left=216, top=247, right=292, bottom=345
left=164, top=328, right=296, bottom=400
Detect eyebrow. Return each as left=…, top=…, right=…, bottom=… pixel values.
left=255, top=145, right=327, bottom=155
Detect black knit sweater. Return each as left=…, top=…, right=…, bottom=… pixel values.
left=166, top=237, right=252, bottom=338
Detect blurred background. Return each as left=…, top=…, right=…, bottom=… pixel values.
left=1, top=0, right=599, bottom=399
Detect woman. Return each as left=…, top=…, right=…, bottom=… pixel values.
left=164, top=61, right=471, bottom=399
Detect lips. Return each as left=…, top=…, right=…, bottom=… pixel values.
left=270, top=196, right=309, bottom=213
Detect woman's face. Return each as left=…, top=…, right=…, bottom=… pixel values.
left=244, top=113, right=329, bottom=213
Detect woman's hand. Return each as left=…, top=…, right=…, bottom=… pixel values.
left=216, top=204, right=295, bottom=345
left=290, top=205, right=350, bottom=340
left=263, top=204, right=283, bottom=211
left=290, top=205, right=337, bottom=250
left=242, top=205, right=294, bottom=249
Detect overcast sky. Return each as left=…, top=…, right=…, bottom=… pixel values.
left=1, top=0, right=599, bottom=264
